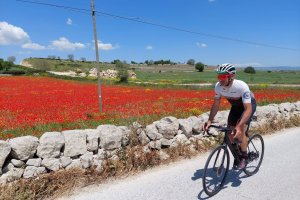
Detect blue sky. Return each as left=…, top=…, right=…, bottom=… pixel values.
left=0, top=0, right=299, bottom=67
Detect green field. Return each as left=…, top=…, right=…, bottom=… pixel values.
left=134, top=70, right=300, bottom=84
left=21, top=58, right=300, bottom=85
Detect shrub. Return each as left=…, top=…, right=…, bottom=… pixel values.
left=187, top=59, right=195, bottom=65
left=7, top=56, right=16, bottom=63
left=244, top=66, right=256, bottom=74
left=195, top=62, right=205, bottom=72
left=0, top=59, right=3, bottom=70
left=116, top=61, right=129, bottom=83
left=0, top=59, right=16, bottom=71
left=67, top=54, right=74, bottom=61
left=34, top=59, right=51, bottom=71
left=2, top=70, right=25, bottom=75
left=68, top=63, right=81, bottom=68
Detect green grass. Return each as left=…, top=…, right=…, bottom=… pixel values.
left=23, top=58, right=300, bottom=85
left=25, top=58, right=115, bottom=72
left=134, top=70, right=300, bottom=84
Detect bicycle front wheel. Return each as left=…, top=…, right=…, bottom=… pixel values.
left=203, top=145, right=230, bottom=197
left=243, top=133, right=264, bottom=176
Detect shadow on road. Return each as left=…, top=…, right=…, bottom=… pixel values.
left=191, top=167, right=248, bottom=199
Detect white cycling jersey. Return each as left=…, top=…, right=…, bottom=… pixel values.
left=215, top=79, right=254, bottom=106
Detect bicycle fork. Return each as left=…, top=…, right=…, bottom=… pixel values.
left=213, top=145, right=227, bottom=177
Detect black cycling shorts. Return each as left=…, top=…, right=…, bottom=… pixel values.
left=227, top=98, right=257, bottom=127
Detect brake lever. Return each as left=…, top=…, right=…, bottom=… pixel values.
left=204, top=128, right=216, bottom=137
left=203, top=122, right=211, bottom=135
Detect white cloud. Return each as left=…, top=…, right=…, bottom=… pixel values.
left=17, top=50, right=32, bottom=55
left=196, top=42, right=207, bottom=48
left=208, top=0, right=215, bottom=2
left=50, top=37, right=85, bottom=51
left=234, top=63, right=263, bottom=67
left=98, top=42, right=115, bottom=50
left=93, top=40, right=119, bottom=50
left=146, top=45, right=153, bottom=50
left=66, top=18, right=72, bottom=25
left=0, top=21, right=30, bottom=45
left=22, top=42, right=46, bottom=50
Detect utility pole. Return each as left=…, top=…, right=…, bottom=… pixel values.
left=91, top=0, right=102, bottom=112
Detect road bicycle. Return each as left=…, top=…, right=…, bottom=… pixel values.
left=202, top=121, right=264, bottom=197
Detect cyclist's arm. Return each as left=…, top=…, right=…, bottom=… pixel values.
left=208, top=98, right=221, bottom=123
left=236, top=102, right=252, bottom=128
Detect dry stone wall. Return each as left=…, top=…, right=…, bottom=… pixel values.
left=0, top=101, right=299, bottom=184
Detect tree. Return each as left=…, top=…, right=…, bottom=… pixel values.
left=195, top=62, right=205, bottom=72
left=111, top=59, right=121, bottom=64
left=1, top=60, right=13, bottom=71
left=7, top=56, right=16, bottom=63
left=81, top=57, right=86, bottom=62
left=115, top=61, right=129, bottom=83
left=48, top=55, right=56, bottom=59
left=187, top=59, right=195, bottom=65
left=244, top=66, right=256, bottom=74
left=0, top=58, right=4, bottom=70
left=153, top=59, right=172, bottom=65
left=68, top=54, right=74, bottom=61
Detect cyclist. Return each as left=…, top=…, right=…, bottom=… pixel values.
left=202, top=63, right=256, bottom=169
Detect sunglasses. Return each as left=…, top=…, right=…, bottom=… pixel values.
left=217, top=74, right=230, bottom=81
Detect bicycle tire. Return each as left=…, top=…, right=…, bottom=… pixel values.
left=243, top=134, right=264, bottom=176
left=203, top=145, right=230, bottom=197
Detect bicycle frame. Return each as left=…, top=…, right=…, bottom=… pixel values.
left=203, top=118, right=264, bottom=196
left=208, top=126, right=244, bottom=165
left=209, top=130, right=241, bottom=172
left=223, top=130, right=242, bottom=163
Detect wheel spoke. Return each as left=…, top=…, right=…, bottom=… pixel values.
left=244, top=134, right=264, bottom=176
left=203, top=146, right=229, bottom=196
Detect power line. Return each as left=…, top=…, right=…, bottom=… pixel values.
left=16, top=0, right=300, bottom=52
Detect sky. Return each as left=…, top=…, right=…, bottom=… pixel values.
left=0, top=0, right=300, bottom=67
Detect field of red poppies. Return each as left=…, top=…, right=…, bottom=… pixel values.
left=1, top=76, right=300, bottom=138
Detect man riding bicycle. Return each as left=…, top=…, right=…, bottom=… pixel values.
left=202, top=63, right=257, bottom=170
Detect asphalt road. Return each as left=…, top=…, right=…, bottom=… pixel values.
left=59, top=127, right=300, bottom=200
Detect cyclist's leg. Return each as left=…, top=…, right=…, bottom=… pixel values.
left=238, top=128, right=250, bottom=169
left=240, top=129, right=248, bottom=151
left=238, top=99, right=257, bottom=169
left=227, top=107, right=244, bottom=169
left=241, top=98, right=257, bottom=150
left=227, top=107, right=243, bottom=143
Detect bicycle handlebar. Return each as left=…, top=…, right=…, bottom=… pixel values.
left=209, top=125, right=233, bottom=132
left=204, top=124, right=242, bottom=144
left=204, top=124, right=235, bottom=137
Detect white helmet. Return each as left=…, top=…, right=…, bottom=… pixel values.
left=217, top=63, right=236, bottom=75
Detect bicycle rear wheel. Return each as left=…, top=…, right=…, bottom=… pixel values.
left=243, top=134, right=264, bottom=176
left=203, top=145, right=230, bottom=197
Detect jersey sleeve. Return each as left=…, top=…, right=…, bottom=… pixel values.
left=240, top=82, right=252, bottom=103
left=214, top=82, right=221, bottom=99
